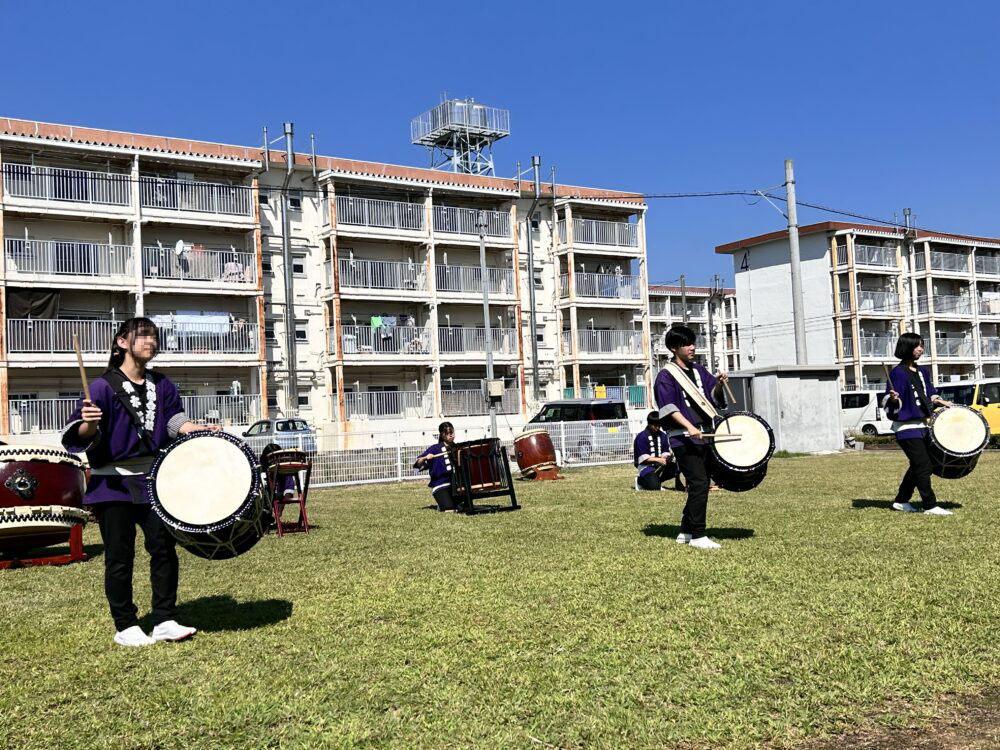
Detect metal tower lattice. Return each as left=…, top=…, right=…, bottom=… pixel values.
left=411, top=98, right=510, bottom=176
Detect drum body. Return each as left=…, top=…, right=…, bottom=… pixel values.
left=451, top=439, right=504, bottom=494
left=513, top=429, right=557, bottom=478
left=0, top=446, right=87, bottom=553
left=927, top=406, right=989, bottom=479
left=708, top=412, right=775, bottom=492
left=148, top=432, right=266, bottom=560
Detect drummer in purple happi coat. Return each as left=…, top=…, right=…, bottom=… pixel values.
left=632, top=411, right=681, bottom=491
left=883, top=332, right=954, bottom=516
left=62, top=317, right=220, bottom=647
left=654, top=325, right=728, bottom=549
left=414, top=421, right=458, bottom=511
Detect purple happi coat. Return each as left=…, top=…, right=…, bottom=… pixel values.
left=654, top=361, right=725, bottom=449
left=62, top=370, right=188, bottom=505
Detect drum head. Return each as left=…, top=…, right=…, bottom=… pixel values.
left=152, top=434, right=255, bottom=528
left=714, top=413, right=773, bottom=469
left=931, top=406, right=989, bottom=456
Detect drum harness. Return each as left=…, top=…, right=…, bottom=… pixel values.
left=662, top=361, right=721, bottom=440
left=90, top=370, right=159, bottom=479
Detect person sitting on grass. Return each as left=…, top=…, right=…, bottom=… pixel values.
left=414, top=422, right=458, bottom=512
left=633, top=411, right=682, bottom=491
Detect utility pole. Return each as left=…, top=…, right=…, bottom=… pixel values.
left=680, top=274, right=688, bottom=325
left=785, top=159, right=807, bottom=364
left=280, top=122, right=299, bottom=415
left=707, top=274, right=719, bottom=371
left=525, top=156, right=542, bottom=403
left=478, top=210, right=498, bottom=440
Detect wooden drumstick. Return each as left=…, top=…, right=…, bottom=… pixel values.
left=882, top=363, right=893, bottom=384
left=721, top=378, right=737, bottom=405
left=701, top=433, right=742, bottom=440
left=72, top=333, right=92, bottom=402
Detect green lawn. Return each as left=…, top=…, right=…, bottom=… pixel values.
left=3, top=452, right=1000, bottom=750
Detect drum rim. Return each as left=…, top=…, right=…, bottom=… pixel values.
left=710, top=410, right=775, bottom=474
left=147, top=430, right=262, bottom=534
left=0, top=446, right=84, bottom=465
left=515, top=428, right=550, bottom=439
left=928, top=406, right=990, bottom=457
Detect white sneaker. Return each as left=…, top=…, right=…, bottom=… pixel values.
left=924, top=506, right=954, bottom=516
left=634, top=477, right=640, bottom=491
left=688, top=536, right=721, bottom=550
left=151, top=620, right=197, bottom=642
left=676, top=533, right=692, bottom=544
left=892, top=502, right=920, bottom=513
left=113, top=625, right=156, bottom=647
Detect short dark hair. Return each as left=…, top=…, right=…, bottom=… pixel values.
left=646, top=410, right=660, bottom=425
left=107, top=317, right=159, bottom=370
left=894, top=332, right=924, bottom=361
left=437, top=421, right=455, bottom=438
left=665, top=325, right=696, bottom=351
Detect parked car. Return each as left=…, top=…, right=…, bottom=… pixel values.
left=840, top=391, right=892, bottom=436
left=528, top=399, right=632, bottom=461
left=937, top=378, right=1000, bottom=434
left=241, top=418, right=317, bottom=454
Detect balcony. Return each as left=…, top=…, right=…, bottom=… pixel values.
left=561, top=272, right=641, bottom=302
left=563, top=329, right=643, bottom=357
left=570, top=384, right=648, bottom=409
left=438, top=327, right=518, bottom=357
left=857, top=335, right=895, bottom=358
left=913, top=250, right=969, bottom=274
left=856, top=290, right=901, bottom=314
left=143, top=246, right=256, bottom=286
left=8, top=397, right=76, bottom=434
left=2, top=163, right=131, bottom=207
left=178, top=395, right=261, bottom=426
left=916, top=295, right=973, bottom=316
left=558, top=218, right=638, bottom=249
left=934, top=337, right=974, bottom=358
left=339, top=325, right=431, bottom=358
left=435, top=264, right=515, bottom=296
left=979, top=297, right=1000, bottom=316
left=981, top=337, right=1000, bottom=358
left=337, top=258, right=427, bottom=293
left=335, top=196, right=424, bottom=232
left=139, top=176, right=252, bottom=218
left=441, top=388, right=520, bottom=417
left=4, top=238, right=133, bottom=281
left=670, top=302, right=707, bottom=319
left=854, top=244, right=897, bottom=268
left=649, top=300, right=668, bottom=317
left=841, top=338, right=854, bottom=359
left=432, top=206, right=510, bottom=238
left=343, top=390, right=432, bottom=420
left=976, top=255, right=1000, bottom=276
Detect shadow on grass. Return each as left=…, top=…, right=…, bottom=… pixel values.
left=852, top=499, right=964, bottom=510
left=151, top=595, right=293, bottom=632
left=642, top=524, right=755, bottom=540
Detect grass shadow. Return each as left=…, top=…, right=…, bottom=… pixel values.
left=642, top=524, right=755, bottom=540
left=147, top=595, right=293, bottom=633
left=852, top=499, right=964, bottom=510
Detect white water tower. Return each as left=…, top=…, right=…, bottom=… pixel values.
left=411, top=97, right=510, bottom=176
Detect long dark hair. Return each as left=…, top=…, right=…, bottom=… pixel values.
left=894, top=331, right=924, bottom=362
left=107, top=317, right=159, bottom=370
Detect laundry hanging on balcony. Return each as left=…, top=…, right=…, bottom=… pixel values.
left=6, top=288, right=60, bottom=319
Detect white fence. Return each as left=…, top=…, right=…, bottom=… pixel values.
left=139, top=176, right=252, bottom=217
left=181, top=395, right=261, bottom=426
left=342, top=390, right=433, bottom=420
left=433, top=206, right=510, bottom=237
left=4, top=238, right=134, bottom=278
left=3, top=163, right=131, bottom=206
left=435, top=264, right=515, bottom=295
left=338, top=258, right=426, bottom=291
left=6, top=319, right=117, bottom=353
left=336, top=196, right=424, bottom=231
left=143, top=246, right=256, bottom=284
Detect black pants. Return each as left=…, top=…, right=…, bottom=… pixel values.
left=637, top=461, right=678, bottom=491
left=896, top=436, right=938, bottom=510
left=95, top=502, right=179, bottom=631
left=674, top=443, right=712, bottom=538
left=432, top=486, right=457, bottom=512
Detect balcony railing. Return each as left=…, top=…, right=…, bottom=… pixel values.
left=572, top=272, right=641, bottom=300
left=975, top=255, right=1000, bottom=276
left=181, top=395, right=261, bottom=426
left=841, top=337, right=854, bottom=358
left=565, top=218, right=638, bottom=248
left=441, top=388, right=520, bottom=417
left=139, top=176, right=252, bottom=217
left=335, top=196, right=424, bottom=231
left=344, top=390, right=432, bottom=420
left=8, top=398, right=77, bottom=435
left=979, top=297, right=1000, bottom=316
left=649, top=300, right=668, bottom=317
left=670, top=302, right=707, bottom=318
left=570, top=384, right=648, bottom=408
left=858, top=335, right=895, bottom=358
left=934, top=337, right=974, bottom=357
left=981, top=337, right=1000, bottom=358
left=340, top=325, right=431, bottom=356
left=916, top=295, right=973, bottom=315
left=435, top=264, right=515, bottom=295
left=843, top=382, right=886, bottom=392
left=438, top=327, right=518, bottom=355
left=857, top=290, right=900, bottom=313
left=338, top=258, right=426, bottom=291
left=143, top=246, right=256, bottom=285
left=915, top=250, right=969, bottom=274
left=854, top=244, right=897, bottom=268
left=4, top=238, right=133, bottom=279
left=433, top=206, right=510, bottom=237
left=158, top=321, right=259, bottom=355
left=6, top=319, right=117, bottom=353
left=2, top=163, right=131, bottom=206
left=564, top=329, right=643, bottom=356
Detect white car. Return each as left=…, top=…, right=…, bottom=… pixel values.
left=841, top=391, right=892, bottom=436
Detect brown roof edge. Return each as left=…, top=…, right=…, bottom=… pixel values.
left=649, top=285, right=735, bottom=294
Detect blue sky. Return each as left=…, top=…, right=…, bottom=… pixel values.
left=2, top=1, right=997, bottom=286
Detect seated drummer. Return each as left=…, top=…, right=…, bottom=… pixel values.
left=414, top=421, right=457, bottom=511
left=260, top=443, right=298, bottom=498
left=633, top=411, right=680, bottom=491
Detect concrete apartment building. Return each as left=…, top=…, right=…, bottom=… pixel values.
left=647, top=283, right=739, bottom=376
left=716, top=221, right=1000, bottom=390
left=0, top=116, right=663, bottom=439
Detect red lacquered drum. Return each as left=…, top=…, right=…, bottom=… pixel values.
left=0, top=445, right=88, bottom=553
left=513, top=428, right=557, bottom=479
left=451, top=439, right=505, bottom=494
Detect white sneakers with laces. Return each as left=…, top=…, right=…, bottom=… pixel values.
left=924, top=506, right=954, bottom=516
left=688, top=536, right=722, bottom=550
left=891, top=502, right=920, bottom=513
left=113, top=626, right=156, bottom=647
left=151, top=620, right=198, bottom=642
left=676, top=533, right=692, bottom=544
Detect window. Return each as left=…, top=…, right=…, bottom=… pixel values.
left=536, top=333, right=545, bottom=344
left=265, top=320, right=277, bottom=344
left=267, top=392, right=279, bottom=413
left=259, top=189, right=270, bottom=206
left=288, top=190, right=303, bottom=211
left=297, top=392, right=311, bottom=408
left=262, top=253, right=272, bottom=274
left=292, top=256, right=306, bottom=277
left=246, top=422, right=269, bottom=436
left=533, top=268, right=544, bottom=289
left=938, top=385, right=975, bottom=406
left=980, top=383, right=1000, bottom=405
left=295, top=320, right=308, bottom=342
left=591, top=403, right=627, bottom=421
left=841, top=393, right=870, bottom=410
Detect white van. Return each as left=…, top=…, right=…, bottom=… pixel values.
left=841, top=391, right=893, bottom=435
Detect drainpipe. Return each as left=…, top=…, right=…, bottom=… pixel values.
left=280, top=122, right=298, bottom=415
left=524, top=156, right=542, bottom=402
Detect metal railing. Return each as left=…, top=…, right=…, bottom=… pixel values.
left=854, top=244, right=897, bottom=268
left=572, top=218, right=638, bottom=247
left=916, top=295, right=973, bottom=315
left=857, top=290, right=900, bottom=313
left=929, top=250, right=969, bottom=274
left=841, top=338, right=854, bottom=358
left=433, top=206, right=510, bottom=237
left=857, top=335, right=895, bottom=358
left=8, top=398, right=78, bottom=435
left=670, top=302, right=707, bottom=318
left=335, top=196, right=424, bottom=231
left=843, top=382, right=885, bottom=392
left=565, top=329, right=643, bottom=355
left=139, top=176, right=252, bottom=217
left=976, top=255, right=1000, bottom=276
left=157, top=322, right=259, bottom=355
left=435, top=264, right=514, bottom=295
left=2, top=163, right=131, bottom=206
left=934, top=337, right=974, bottom=357
left=411, top=100, right=510, bottom=142
left=979, top=297, right=1000, bottom=316
left=649, top=300, right=668, bottom=317
left=143, top=246, right=256, bottom=284
left=4, top=238, right=133, bottom=278
left=981, top=337, right=1000, bottom=357
left=6, top=319, right=117, bottom=353
left=572, top=272, right=641, bottom=300
left=836, top=244, right=848, bottom=266
left=437, top=327, right=517, bottom=355
left=340, top=325, right=431, bottom=356
left=181, top=395, right=261, bottom=426
left=338, top=258, right=426, bottom=291
left=344, top=390, right=432, bottom=420
left=441, top=388, right=520, bottom=417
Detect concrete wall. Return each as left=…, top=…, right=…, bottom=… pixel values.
left=747, top=367, right=843, bottom=453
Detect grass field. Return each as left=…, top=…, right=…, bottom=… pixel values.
left=3, top=451, right=1000, bottom=750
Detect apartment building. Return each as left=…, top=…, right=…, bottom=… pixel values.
left=716, top=221, right=1000, bottom=390
left=647, top=284, right=739, bottom=375
left=0, top=117, right=653, bottom=438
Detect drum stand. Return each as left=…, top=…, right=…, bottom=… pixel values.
left=0, top=524, right=88, bottom=570
left=266, top=459, right=312, bottom=536
left=452, top=444, right=520, bottom=515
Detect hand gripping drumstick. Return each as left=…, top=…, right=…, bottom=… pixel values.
left=72, top=333, right=92, bottom=402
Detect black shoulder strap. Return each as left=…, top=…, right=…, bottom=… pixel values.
left=103, top=369, right=157, bottom=455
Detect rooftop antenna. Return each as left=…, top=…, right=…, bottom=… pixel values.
left=411, top=96, right=510, bottom=176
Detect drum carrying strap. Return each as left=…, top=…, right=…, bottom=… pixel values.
left=663, top=361, right=719, bottom=420
left=103, top=369, right=157, bottom=457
